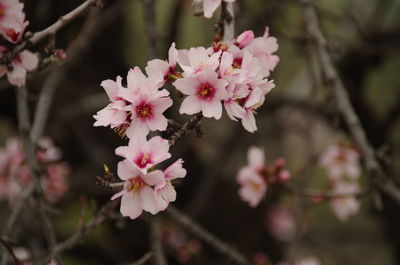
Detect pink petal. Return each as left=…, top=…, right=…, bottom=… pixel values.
left=19, top=50, right=38, bottom=71
left=148, top=136, right=171, bottom=164
left=173, top=77, right=199, bottom=96
left=7, top=64, right=26, bottom=86
left=117, top=160, right=140, bottom=180
left=143, top=170, right=165, bottom=186
left=179, top=96, right=201, bottom=115
left=201, top=99, right=222, bottom=119
left=203, top=0, right=222, bottom=18
left=241, top=111, right=257, bottom=133
left=248, top=146, right=265, bottom=169
left=164, top=159, right=186, bottom=180
left=120, top=192, right=143, bottom=219
left=139, top=186, right=159, bottom=214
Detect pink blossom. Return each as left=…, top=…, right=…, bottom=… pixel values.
left=145, top=42, right=178, bottom=81
left=93, top=76, right=129, bottom=129
left=112, top=159, right=164, bottom=219
left=37, top=137, right=62, bottom=163
left=177, top=47, right=221, bottom=75
left=123, top=67, right=172, bottom=138
left=155, top=159, right=187, bottom=210
left=242, top=27, right=280, bottom=73
left=174, top=69, right=228, bottom=119
left=41, top=163, right=69, bottom=202
left=0, top=0, right=28, bottom=43
left=115, top=136, right=171, bottom=172
left=330, top=181, right=360, bottom=221
left=266, top=206, right=296, bottom=242
left=237, top=147, right=267, bottom=207
left=319, top=144, right=361, bottom=180
left=0, top=47, right=39, bottom=86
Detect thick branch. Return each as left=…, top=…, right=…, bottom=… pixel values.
left=299, top=0, right=400, bottom=204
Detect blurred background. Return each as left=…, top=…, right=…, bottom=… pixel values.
left=1, top=0, right=400, bottom=264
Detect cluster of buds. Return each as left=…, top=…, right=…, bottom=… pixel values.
left=163, top=222, right=202, bottom=263
left=319, top=143, right=361, bottom=221
left=236, top=146, right=290, bottom=207
left=0, top=0, right=38, bottom=86
left=0, top=137, right=69, bottom=203
left=94, top=27, right=279, bottom=219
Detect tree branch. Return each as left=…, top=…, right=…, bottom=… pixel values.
left=299, top=0, right=400, bottom=205
left=150, top=217, right=168, bottom=265
left=1, top=0, right=102, bottom=64
left=166, top=206, right=252, bottom=265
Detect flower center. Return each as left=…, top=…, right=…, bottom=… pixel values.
left=197, top=83, right=215, bottom=100
left=135, top=153, right=151, bottom=168
left=135, top=103, right=153, bottom=119
left=5, top=28, right=19, bottom=42
left=232, top=57, right=243, bottom=69
left=127, top=176, right=145, bottom=192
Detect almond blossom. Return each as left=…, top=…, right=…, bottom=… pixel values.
left=112, top=159, right=165, bottom=219
left=319, top=144, right=361, bottom=180
left=115, top=136, right=171, bottom=172
left=145, top=42, right=179, bottom=82
left=236, top=146, right=267, bottom=207
left=330, top=181, right=360, bottom=221
left=0, top=46, right=39, bottom=86
left=0, top=137, right=69, bottom=203
left=174, top=69, right=228, bottom=119
left=155, top=158, right=187, bottom=211
left=237, top=147, right=291, bottom=207
left=266, top=206, right=296, bottom=242
left=93, top=67, right=173, bottom=138
left=0, top=0, right=28, bottom=43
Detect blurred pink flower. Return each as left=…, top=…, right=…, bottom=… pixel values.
left=42, top=163, right=69, bottom=202
left=266, top=206, right=296, bottom=242
left=236, top=147, right=267, bottom=207
left=0, top=0, right=28, bottom=43
left=330, top=181, right=360, bottom=221
left=194, top=0, right=236, bottom=19
left=0, top=47, right=38, bottom=86
left=320, top=144, right=361, bottom=180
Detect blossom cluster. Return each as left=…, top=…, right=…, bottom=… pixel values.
left=0, top=0, right=38, bottom=86
left=94, top=28, right=279, bottom=134
left=236, top=146, right=290, bottom=207
left=319, top=144, right=362, bottom=221
left=193, top=0, right=236, bottom=18
left=94, top=28, right=279, bottom=219
left=0, top=137, right=69, bottom=203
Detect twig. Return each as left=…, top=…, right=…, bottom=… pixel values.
left=166, top=206, right=252, bottom=265
left=283, top=182, right=369, bottom=199
left=299, top=0, right=400, bottom=205
left=0, top=238, right=21, bottom=265
left=150, top=217, right=168, bottom=265
left=168, top=113, right=203, bottom=146
left=142, top=0, right=157, bottom=58
left=128, top=252, right=153, bottom=265
left=1, top=0, right=101, bottom=64
left=221, top=2, right=235, bottom=41
left=39, top=200, right=118, bottom=264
